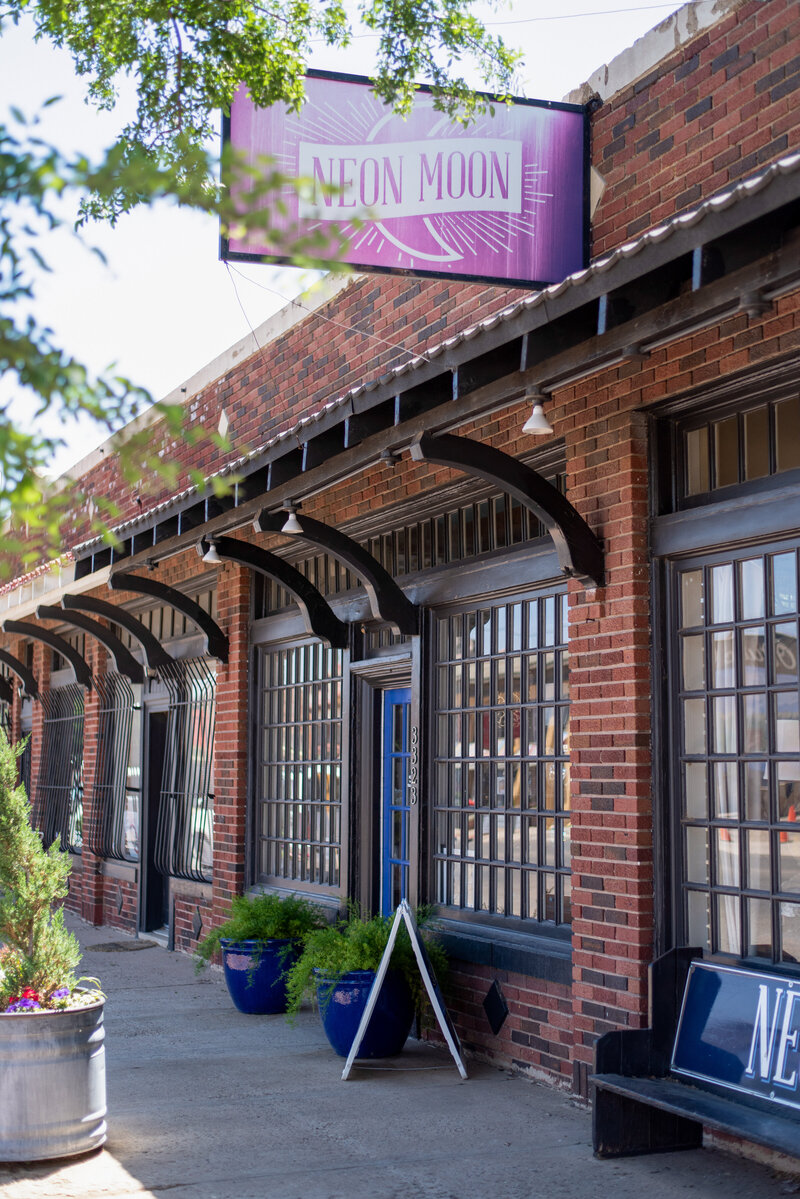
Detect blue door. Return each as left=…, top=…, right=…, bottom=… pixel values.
left=381, top=688, right=412, bottom=914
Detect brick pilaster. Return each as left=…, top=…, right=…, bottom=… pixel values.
left=80, top=639, right=105, bottom=925
left=211, top=562, right=251, bottom=930
left=29, top=638, right=51, bottom=821
left=566, top=405, right=654, bottom=1075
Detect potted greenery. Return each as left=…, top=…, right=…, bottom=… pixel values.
left=0, top=730, right=106, bottom=1161
left=285, top=908, right=448, bottom=1059
left=195, top=891, right=326, bottom=1014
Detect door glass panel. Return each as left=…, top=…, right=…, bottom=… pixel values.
left=682, top=636, right=705, bottom=690
left=683, top=699, right=706, bottom=754
left=684, top=763, right=707, bottom=819
left=771, top=622, right=798, bottom=683
left=774, top=692, right=800, bottom=759
left=687, top=890, right=710, bottom=947
left=712, top=696, right=737, bottom=753
left=739, top=558, right=765, bottom=618
left=746, top=829, right=771, bottom=890
left=743, top=693, right=767, bottom=753
left=712, top=761, right=737, bottom=818
left=710, top=631, right=735, bottom=688
left=779, top=835, right=800, bottom=895
left=711, top=564, right=734, bottom=624
left=681, top=570, right=704, bottom=628
left=747, top=897, right=772, bottom=958
left=772, top=552, right=797, bottom=615
left=714, top=826, right=740, bottom=889
left=780, top=904, right=800, bottom=963
left=740, top=627, right=766, bottom=685
left=715, top=892, right=741, bottom=955
left=744, top=762, right=769, bottom=821
left=686, top=826, right=708, bottom=884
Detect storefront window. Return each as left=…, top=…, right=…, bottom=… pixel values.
left=90, top=673, right=140, bottom=862
left=683, top=395, right=800, bottom=498
left=256, top=641, right=343, bottom=889
left=676, top=547, right=800, bottom=963
left=433, top=591, right=571, bottom=926
left=154, top=658, right=216, bottom=883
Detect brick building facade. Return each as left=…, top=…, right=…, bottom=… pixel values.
left=2, top=0, right=800, bottom=1154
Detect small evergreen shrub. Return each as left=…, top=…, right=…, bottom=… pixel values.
left=0, top=730, right=99, bottom=1014
left=194, top=891, right=326, bottom=974
left=285, top=907, right=448, bottom=1018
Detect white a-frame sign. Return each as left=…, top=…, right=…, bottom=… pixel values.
left=341, top=899, right=468, bottom=1081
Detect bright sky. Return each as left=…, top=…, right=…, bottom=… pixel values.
left=1, top=1, right=691, bottom=474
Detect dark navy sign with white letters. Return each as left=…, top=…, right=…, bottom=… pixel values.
left=672, top=961, right=800, bottom=1114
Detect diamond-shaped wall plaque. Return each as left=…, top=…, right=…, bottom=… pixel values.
left=483, top=978, right=509, bottom=1035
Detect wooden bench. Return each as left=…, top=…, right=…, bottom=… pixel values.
left=590, top=948, right=800, bottom=1160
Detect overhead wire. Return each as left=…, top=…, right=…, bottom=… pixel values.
left=307, top=2, right=697, bottom=43
left=225, top=262, right=434, bottom=366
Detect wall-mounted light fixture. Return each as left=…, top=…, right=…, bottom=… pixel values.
left=521, top=388, right=554, bottom=436
left=281, top=503, right=303, bottom=535
left=201, top=539, right=222, bottom=565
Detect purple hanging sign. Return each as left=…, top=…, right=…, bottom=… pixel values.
left=222, top=71, right=588, bottom=288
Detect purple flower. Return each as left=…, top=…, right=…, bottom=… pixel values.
left=50, top=987, right=70, bottom=1001
left=5, top=996, right=42, bottom=1012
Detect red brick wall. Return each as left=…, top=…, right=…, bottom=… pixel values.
left=449, top=963, right=573, bottom=1087
left=592, top=0, right=800, bottom=254
left=100, top=875, right=138, bottom=932
left=174, top=892, right=214, bottom=956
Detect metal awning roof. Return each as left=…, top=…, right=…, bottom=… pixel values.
left=71, top=150, right=800, bottom=576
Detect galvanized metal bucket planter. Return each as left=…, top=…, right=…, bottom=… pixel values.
left=0, top=997, right=107, bottom=1162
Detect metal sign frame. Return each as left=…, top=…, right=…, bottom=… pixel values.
left=221, top=69, right=590, bottom=289
left=341, top=899, right=468, bottom=1081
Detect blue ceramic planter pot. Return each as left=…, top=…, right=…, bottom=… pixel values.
left=220, top=939, right=298, bottom=1015
left=315, top=969, right=415, bottom=1058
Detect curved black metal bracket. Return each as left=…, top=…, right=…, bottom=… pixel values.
left=205, top=537, right=349, bottom=649
left=0, top=675, right=13, bottom=705
left=61, top=594, right=172, bottom=672
left=109, top=572, right=229, bottom=664
left=37, top=605, right=145, bottom=685
left=2, top=621, right=93, bottom=690
left=409, top=431, right=605, bottom=587
left=0, top=649, right=38, bottom=700
left=255, top=510, right=419, bottom=636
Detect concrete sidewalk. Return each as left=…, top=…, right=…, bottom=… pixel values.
left=0, top=917, right=798, bottom=1199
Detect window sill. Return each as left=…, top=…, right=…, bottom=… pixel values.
left=434, top=918, right=572, bottom=986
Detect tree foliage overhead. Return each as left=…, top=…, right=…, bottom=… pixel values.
left=0, top=0, right=520, bottom=570
left=9, top=0, right=519, bottom=218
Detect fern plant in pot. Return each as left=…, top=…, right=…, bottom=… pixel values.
left=0, top=731, right=106, bottom=1162
left=195, top=892, right=326, bottom=1014
left=285, top=908, right=448, bottom=1059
